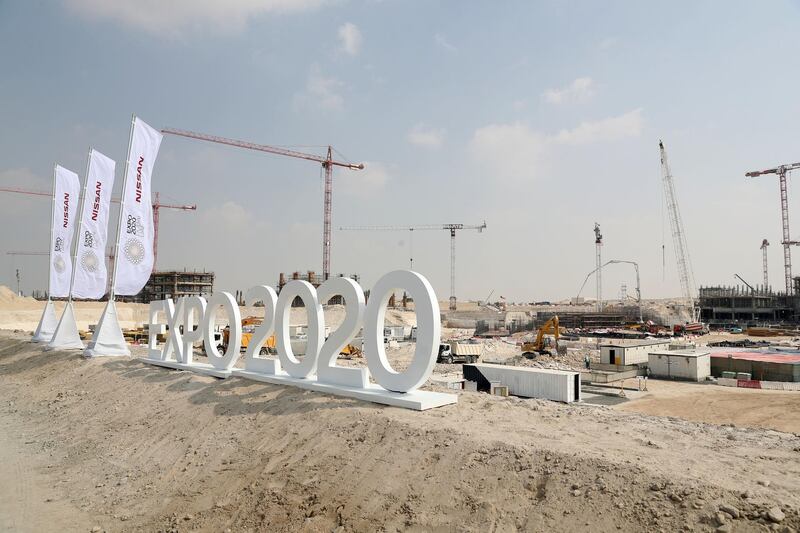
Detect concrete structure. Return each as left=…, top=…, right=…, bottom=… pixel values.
left=599, top=340, right=672, bottom=366
left=710, top=351, right=800, bottom=382
left=133, top=270, right=214, bottom=303
left=463, top=363, right=581, bottom=403
left=698, top=285, right=796, bottom=325
left=278, top=271, right=360, bottom=306
left=647, top=349, right=711, bottom=381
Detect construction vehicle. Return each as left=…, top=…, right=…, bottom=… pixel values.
left=521, top=316, right=567, bottom=357
left=221, top=317, right=361, bottom=357
left=437, top=341, right=482, bottom=364
left=221, top=317, right=276, bottom=355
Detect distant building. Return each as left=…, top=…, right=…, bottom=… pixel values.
left=131, top=269, right=215, bottom=303
left=698, top=285, right=795, bottom=325
left=277, top=271, right=360, bottom=306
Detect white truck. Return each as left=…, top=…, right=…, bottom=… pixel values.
left=438, top=341, right=483, bottom=364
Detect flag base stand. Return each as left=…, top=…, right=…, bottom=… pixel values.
left=84, top=300, right=130, bottom=357
left=46, top=301, right=85, bottom=351
left=32, top=300, right=58, bottom=343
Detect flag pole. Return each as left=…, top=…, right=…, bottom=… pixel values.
left=109, top=115, right=136, bottom=302
left=47, top=164, right=57, bottom=301
left=68, top=149, right=92, bottom=303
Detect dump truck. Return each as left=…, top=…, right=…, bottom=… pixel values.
left=438, top=341, right=482, bottom=364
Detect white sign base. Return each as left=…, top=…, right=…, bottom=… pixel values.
left=46, top=301, right=84, bottom=350
left=32, top=300, right=58, bottom=343
left=84, top=300, right=130, bottom=357
left=232, top=369, right=457, bottom=411
left=141, top=357, right=232, bottom=379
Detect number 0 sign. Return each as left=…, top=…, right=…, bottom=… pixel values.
left=144, top=270, right=457, bottom=411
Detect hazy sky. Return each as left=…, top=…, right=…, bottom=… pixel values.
left=2, top=1, right=800, bottom=303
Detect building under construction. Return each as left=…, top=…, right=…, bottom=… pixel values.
left=698, top=284, right=800, bottom=325
left=131, top=270, right=215, bottom=303
left=278, top=271, right=360, bottom=306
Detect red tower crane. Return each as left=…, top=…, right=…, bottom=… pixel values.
left=0, top=186, right=195, bottom=268
left=160, top=127, right=364, bottom=281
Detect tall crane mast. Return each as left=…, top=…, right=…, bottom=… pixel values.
left=760, top=239, right=770, bottom=289
left=161, top=127, right=364, bottom=281
left=659, top=141, right=698, bottom=321
left=338, top=222, right=487, bottom=310
left=0, top=186, right=195, bottom=268
left=745, top=162, right=800, bottom=294
left=594, top=223, right=603, bottom=312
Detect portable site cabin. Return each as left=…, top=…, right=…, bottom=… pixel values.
left=463, top=363, right=581, bottom=403
left=383, top=326, right=408, bottom=340
left=647, top=349, right=711, bottom=381
left=599, top=340, right=672, bottom=366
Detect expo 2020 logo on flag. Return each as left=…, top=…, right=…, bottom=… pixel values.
left=81, top=250, right=100, bottom=273
left=124, top=238, right=145, bottom=265
left=53, top=254, right=66, bottom=274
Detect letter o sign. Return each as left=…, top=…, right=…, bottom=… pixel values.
left=364, top=270, right=441, bottom=392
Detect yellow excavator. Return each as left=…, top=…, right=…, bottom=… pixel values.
left=521, top=316, right=565, bottom=358
left=221, top=316, right=362, bottom=357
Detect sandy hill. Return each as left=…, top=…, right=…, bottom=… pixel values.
left=0, top=331, right=798, bottom=532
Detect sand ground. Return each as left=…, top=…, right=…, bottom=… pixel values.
left=1, top=331, right=799, bottom=533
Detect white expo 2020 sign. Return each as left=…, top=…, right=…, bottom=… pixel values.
left=144, top=270, right=457, bottom=410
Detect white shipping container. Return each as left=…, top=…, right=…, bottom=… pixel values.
left=464, top=364, right=581, bottom=403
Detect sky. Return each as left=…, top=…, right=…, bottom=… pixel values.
left=2, top=0, right=800, bottom=304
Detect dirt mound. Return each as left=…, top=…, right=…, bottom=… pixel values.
left=1, top=331, right=799, bottom=532
left=0, top=285, right=33, bottom=304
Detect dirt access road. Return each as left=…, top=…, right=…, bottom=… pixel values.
left=1, top=331, right=799, bottom=532
left=617, top=379, right=800, bottom=434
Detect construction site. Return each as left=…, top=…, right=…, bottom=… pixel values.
left=3, top=3, right=800, bottom=532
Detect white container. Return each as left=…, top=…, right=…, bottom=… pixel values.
left=599, top=340, right=672, bottom=365
left=463, top=363, right=581, bottom=403
left=647, top=349, right=711, bottom=381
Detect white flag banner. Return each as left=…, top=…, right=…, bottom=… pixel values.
left=114, top=117, right=163, bottom=296
left=49, top=165, right=80, bottom=298
left=72, top=150, right=116, bottom=299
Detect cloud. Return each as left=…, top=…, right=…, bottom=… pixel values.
left=62, top=0, right=330, bottom=37
left=293, top=64, right=344, bottom=111
left=337, top=161, right=389, bottom=199
left=435, top=33, right=457, bottom=52
left=542, top=77, right=595, bottom=104
left=407, top=124, right=445, bottom=149
left=471, top=109, right=644, bottom=182
left=337, top=22, right=362, bottom=56
left=553, top=108, right=643, bottom=144
left=470, top=123, right=548, bottom=183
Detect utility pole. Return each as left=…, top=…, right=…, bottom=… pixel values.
left=746, top=162, right=800, bottom=294
left=761, top=239, right=769, bottom=289
left=594, top=223, right=603, bottom=312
